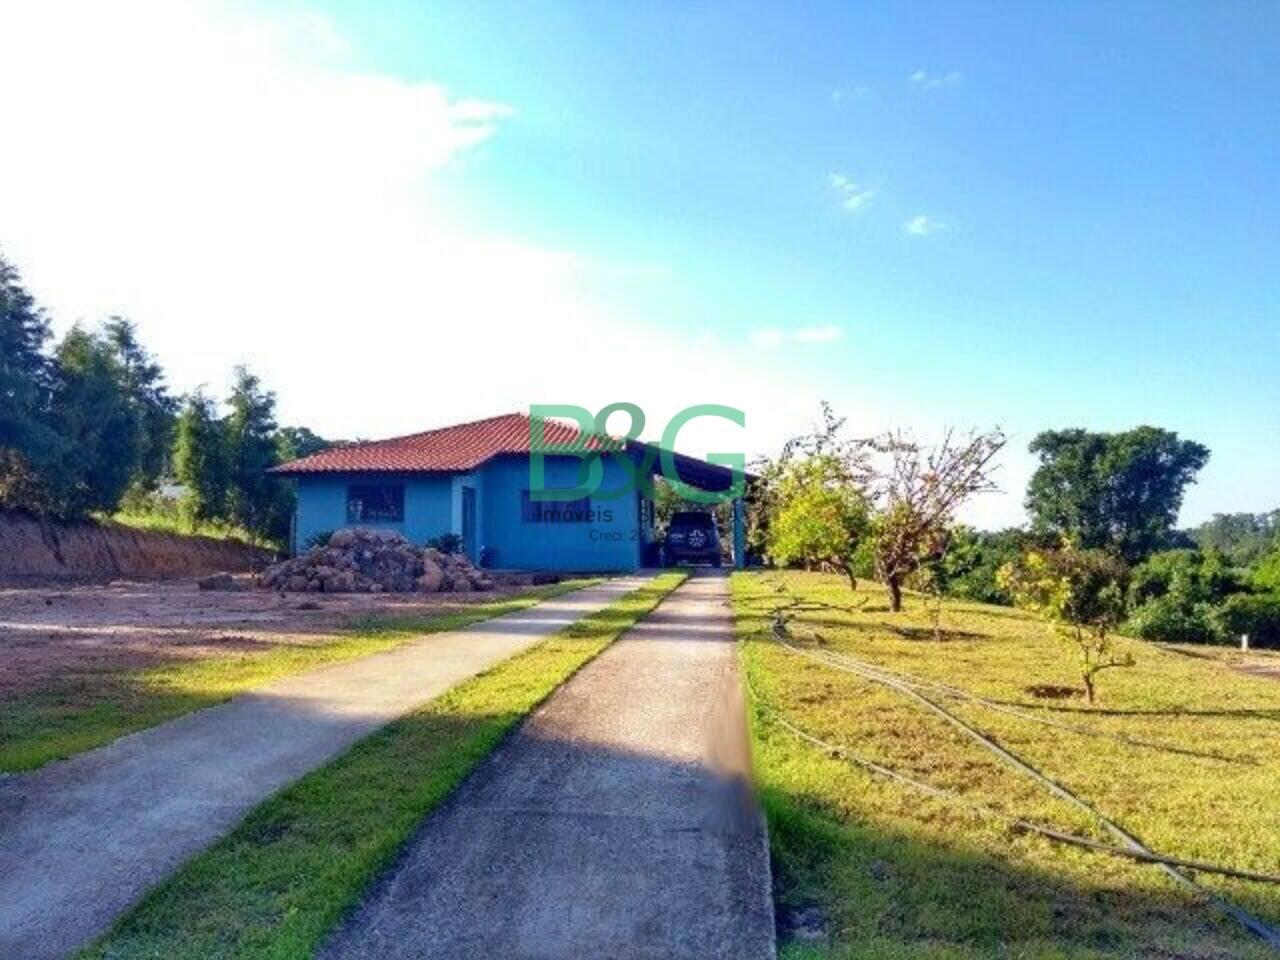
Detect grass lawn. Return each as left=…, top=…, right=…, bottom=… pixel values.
left=104, top=509, right=263, bottom=546
left=731, top=571, right=1280, bottom=960
left=0, top=579, right=599, bottom=772
left=78, top=572, right=686, bottom=960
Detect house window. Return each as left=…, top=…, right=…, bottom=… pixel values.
left=347, top=483, right=404, bottom=523
left=522, top=490, right=592, bottom=523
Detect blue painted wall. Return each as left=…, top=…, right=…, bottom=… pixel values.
left=294, top=473, right=453, bottom=549
left=291, top=457, right=642, bottom=570
left=477, top=455, right=641, bottom=572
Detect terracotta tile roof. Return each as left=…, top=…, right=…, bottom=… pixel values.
left=270, top=412, right=622, bottom=476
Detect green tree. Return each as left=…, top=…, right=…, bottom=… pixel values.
left=0, top=254, right=66, bottom=511
left=1128, top=548, right=1242, bottom=608
left=1025, top=426, right=1210, bottom=563
left=46, top=327, right=143, bottom=517
left=749, top=401, right=872, bottom=567
left=1216, top=594, right=1280, bottom=648
left=999, top=543, right=1133, bottom=703
left=224, top=367, right=284, bottom=542
left=870, top=428, right=1006, bottom=612
left=275, top=425, right=330, bottom=462
left=1253, top=546, right=1280, bottom=594
left=933, top=526, right=1031, bottom=605
left=102, top=317, right=177, bottom=491
left=269, top=426, right=334, bottom=548
left=1188, top=510, right=1280, bottom=567
left=766, top=454, right=871, bottom=588
left=173, top=389, right=228, bottom=526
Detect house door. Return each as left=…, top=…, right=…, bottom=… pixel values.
left=461, top=486, right=477, bottom=560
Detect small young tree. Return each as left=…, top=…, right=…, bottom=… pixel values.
left=749, top=401, right=871, bottom=561
left=999, top=542, right=1134, bottom=704
left=869, top=428, right=1006, bottom=612
left=766, top=453, right=871, bottom=589
left=173, top=389, right=228, bottom=527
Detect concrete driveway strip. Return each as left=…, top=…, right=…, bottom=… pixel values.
left=321, top=572, right=776, bottom=960
left=0, top=576, right=651, bottom=960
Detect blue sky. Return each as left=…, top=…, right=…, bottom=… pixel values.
left=1, top=1, right=1276, bottom=527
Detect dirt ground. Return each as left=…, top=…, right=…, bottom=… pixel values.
left=0, top=576, right=539, bottom=699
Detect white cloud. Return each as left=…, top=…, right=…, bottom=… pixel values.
left=829, top=173, right=875, bottom=212
left=0, top=2, right=1025, bottom=526
left=0, top=2, right=886, bottom=468
left=903, top=215, right=948, bottom=236
left=909, top=69, right=963, bottom=90
left=751, top=325, right=843, bottom=347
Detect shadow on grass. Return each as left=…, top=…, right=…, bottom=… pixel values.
left=762, top=782, right=1273, bottom=960
left=984, top=700, right=1280, bottom=722
left=888, top=626, right=988, bottom=643
left=55, top=574, right=686, bottom=960
left=0, top=580, right=600, bottom=772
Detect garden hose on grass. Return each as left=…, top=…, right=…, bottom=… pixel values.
left=745, top=673, right=1280, bottom=885
left=755, top=603, right=1280, bottom=952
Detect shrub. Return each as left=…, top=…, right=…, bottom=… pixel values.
left=1128, top=548, right=1243, bottom=608
left=1125, top=595, right=1225, bottom=644
left=1252, top=547, right=1280, bottom=593
left=936, top=526, right=1028, bottom=605
left=1215, top=594, right=1280, bottom=649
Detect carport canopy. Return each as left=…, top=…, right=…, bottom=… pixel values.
left=628, top=441, right=756, bottom=569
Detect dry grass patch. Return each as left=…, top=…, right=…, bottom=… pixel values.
left=0, top=579, right=600, bottom=771
left=732, top=571, right=1280, bottom=959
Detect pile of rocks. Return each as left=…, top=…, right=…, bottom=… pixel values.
left=259, top=528, right=494, bottom=594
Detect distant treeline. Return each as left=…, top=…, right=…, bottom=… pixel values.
left=749, top=407, right=1280, bottom=647
left=896, top=422, right=1278, bottom=644
left=1, top=253, right=329, bottom=546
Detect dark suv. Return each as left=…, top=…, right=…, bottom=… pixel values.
left=662, top=511, right=722, bottom=567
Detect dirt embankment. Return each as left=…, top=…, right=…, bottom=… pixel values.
left=0, top=510, right=271, bottom=581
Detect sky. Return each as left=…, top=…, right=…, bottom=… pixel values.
left=1, top=0, right=1277, bottom=529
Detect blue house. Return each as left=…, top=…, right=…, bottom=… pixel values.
left=271, top=413, right=748, bottom=572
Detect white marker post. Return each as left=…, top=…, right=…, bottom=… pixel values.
left=1241, top=633, right=1250, bottom=651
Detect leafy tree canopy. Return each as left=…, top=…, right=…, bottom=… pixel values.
left=766, top=453, right=871, bottom=588
left=870, top=427, right=1006, bottom=611
left=224, top=366, right=292, bottom=543
left=1128, top=548, right=1244, bottom=608
left=102, top=316, right=177, bottom=490
left=47, top=326, right=144, bottom=516
left=0, top=254, right=65, bottom=505
left=1187, top=510, right=1280, bottom=568
left=1025, top=426, right=1209, bottom=563
left=1253, top=547, right=1280, bottom=594
left=275, top=425, right=331, bottom=462
left=173, top=389, right=228, bottom=526
left=933, top=526, right=1032, bottom=605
